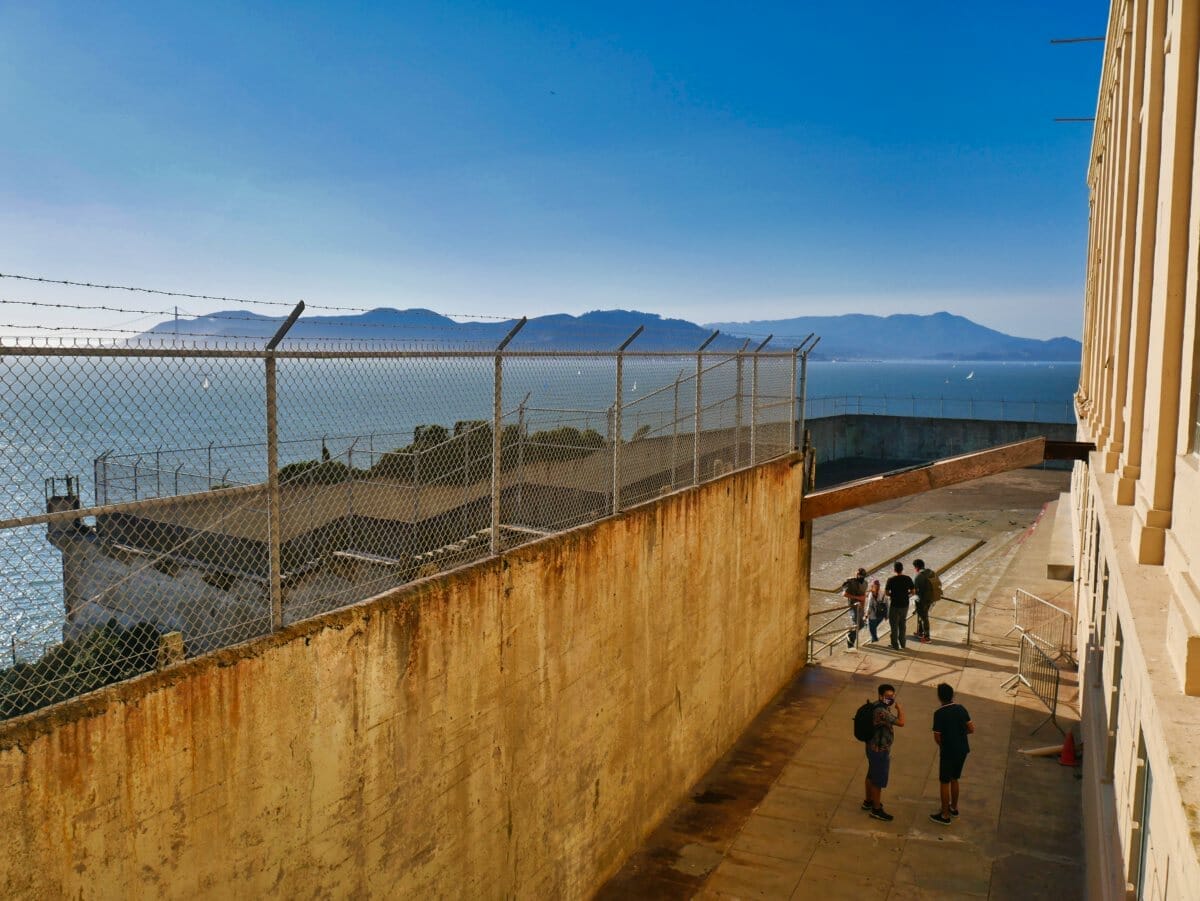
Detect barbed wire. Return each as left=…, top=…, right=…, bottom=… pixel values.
left=0, top=271, right=820, bottom=346
left=0, top=271, right=514, bottom=319
left=0, top=322, right=485, bottom=346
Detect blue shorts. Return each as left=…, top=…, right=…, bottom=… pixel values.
left=866, top=747, right=891, bottom=788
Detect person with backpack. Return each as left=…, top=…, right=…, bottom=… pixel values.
left=912, top=558, right=942, bottom=643
left=929, top=682, right=973, bottom=825
left=841, top=567, right=868, bottom=649
left=854, top=683, right=905, bottom=821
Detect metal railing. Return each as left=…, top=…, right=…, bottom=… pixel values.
left=1, top=334, right=819, bottom=720
left=1002, top=633, right=1064, bottom=734
left=1007, top=588, right=1075, bottom=663
left=806, top=592, right=975, bottom=662
left=805, top=394, right=1075, bottom=424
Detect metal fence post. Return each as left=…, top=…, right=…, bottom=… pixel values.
left=492, top=318, right=526, bottom=554
left=695, top=331, right=719, bottom=484
left=790, top=349, right=800, bottom=451
left=264, top=301, right=304, bottom=632
left=611, top=326, right=643, bottom=515
left=750, top=337, right=773, bottom=464
left=155, top=449, right=161, bottom=498
left=798, top=336, right=815, bottom=445
left=265, top=353, right=283, bottom=630
left=734, top=340, right=748, bottom=468
left=671, top=371, right=681, bottom=486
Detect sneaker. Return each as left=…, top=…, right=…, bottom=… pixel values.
left=869, top=807, right=894, bottom=822
left=929, top=812, right=952, bottom=825
left=921, top=636, right=931, bottom=643
left=861, top=800, right=874, bottom=810
left=949, top=807, right=959, bottom=817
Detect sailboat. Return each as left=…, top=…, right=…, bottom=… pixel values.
left=965, top=371, right=975, bottom=380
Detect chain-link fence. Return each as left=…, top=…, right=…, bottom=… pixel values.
left=0, top=343, right=803, bottom=719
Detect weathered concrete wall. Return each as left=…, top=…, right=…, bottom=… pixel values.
left=0, top=455, right=807, bottom=900
left=806, top=414, right=1075, bottom=465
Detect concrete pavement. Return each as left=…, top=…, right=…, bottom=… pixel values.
left=597, top=470, right=1082, bottom=900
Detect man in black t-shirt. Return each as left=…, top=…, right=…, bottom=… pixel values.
left=929, top=682, right=974, bottom=825
left=884, top=561, right=914, bottom=649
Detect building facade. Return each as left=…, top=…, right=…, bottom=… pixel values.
left=1074, top=0, right=1200, bottom=897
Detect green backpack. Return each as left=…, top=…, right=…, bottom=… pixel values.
left=927, top=570, right=943, bottom=604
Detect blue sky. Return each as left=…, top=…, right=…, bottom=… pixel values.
left=0, top=2, right=1106, bottom=339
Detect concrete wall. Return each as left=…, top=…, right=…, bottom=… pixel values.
left=806, top=414, right=1075, bottom=466
left=0, top=455, right=808, bottom=900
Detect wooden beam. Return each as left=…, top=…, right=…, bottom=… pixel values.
left=801, top=437, right=1047, bottom=521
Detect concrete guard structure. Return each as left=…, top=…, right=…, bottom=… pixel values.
left=0, top=454, right=808, bottom=899
left=1075, top=0, right=1200, bottom=896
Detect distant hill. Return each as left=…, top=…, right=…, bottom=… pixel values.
left=135, top=308, right=747, bottom=351
left=134, top=308, right=1081, bottom=360
left=704, top=312, right=1081, bottom=361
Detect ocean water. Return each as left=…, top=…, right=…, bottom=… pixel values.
left=0, top=355, right=1079, bottom=654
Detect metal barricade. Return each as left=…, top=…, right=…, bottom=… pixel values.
left=1002, top=633, right=1064, bottom=734
left=1008, top=588, right=1075, bottom=663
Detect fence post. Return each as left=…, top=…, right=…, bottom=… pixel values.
left=492, top=318, right=526, bottom=554
left=265, top=354, right=283, bottom=630
left=207, top=442, right=213, bottom=490
left=695, top=331, right=719, bottom=484
left=671, top=371, right=682, bottom=486
left=750, top=335, right=772, bottom=464
left=734, top=339, right=749, bottom=468
left=798, top=337, right=815, bottom=444
left=264, top=300, right=304, bottom=632
left=790, top=349, right=801, bottom=450
left=156, top=449, right=161, bottom=497
left=611, top=326, right=643, bottom=515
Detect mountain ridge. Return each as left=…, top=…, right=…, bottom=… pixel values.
left=136, top=308, right=1081, bottom=360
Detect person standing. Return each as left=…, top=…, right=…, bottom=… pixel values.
left=929, top=682, right=974, bottom=825
left=866, top=579, right=887, bottom=643
left=863, top=683, right=904, bottom=821
left=912, top=558, right=935, bottom=643
left=842, top=567, right=868, bottom=649
left=885, top=561, right=914, bottom=649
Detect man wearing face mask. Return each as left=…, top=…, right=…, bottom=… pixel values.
left=863, top=683, right=905, bottom=821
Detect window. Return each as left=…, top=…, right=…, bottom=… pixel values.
left=1129, top=729, right=1154, bottom=898
left=1105, top=619, right=1123, bottom=782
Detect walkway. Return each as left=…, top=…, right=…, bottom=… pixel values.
left=597, top=470, right=1082, bottom=900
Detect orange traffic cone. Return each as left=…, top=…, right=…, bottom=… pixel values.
left=1059, top=731, right=1079, bottom=766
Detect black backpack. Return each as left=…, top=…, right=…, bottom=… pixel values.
left=853, top=700, right=877, bottom=742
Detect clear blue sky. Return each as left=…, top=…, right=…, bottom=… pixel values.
left=0, top=1, right=1106, bottom=339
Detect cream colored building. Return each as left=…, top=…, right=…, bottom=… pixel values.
left=1074, top=0, right=1200, bottom=897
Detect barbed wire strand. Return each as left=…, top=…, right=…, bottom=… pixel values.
left=0, top=273, right=818, bottom=344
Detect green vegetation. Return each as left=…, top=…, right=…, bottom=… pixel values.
left=0, top=620, right=161, bottom=720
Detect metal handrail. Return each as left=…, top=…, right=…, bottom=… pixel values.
left=806, top=593, right=976, bottom=662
